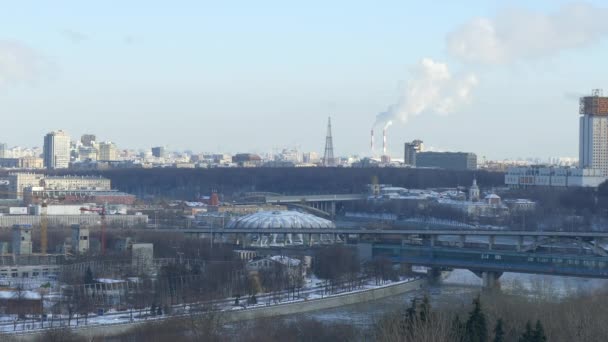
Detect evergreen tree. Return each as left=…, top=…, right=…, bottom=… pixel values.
left=519, top=321, right=534, bottom=342
left=532, top=320, right=547, bottom=342
left=404, top=298, right=418, bottom=333
left=419, top=295, right=430, bottom=323
left=493, top=319, right=504, bottom=342
left=84, top=266, right=94, bottom=285
left=465, top=296, right=488, bottom=342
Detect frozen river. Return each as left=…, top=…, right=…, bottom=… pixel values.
left=272, top=269, right=608, bottom=331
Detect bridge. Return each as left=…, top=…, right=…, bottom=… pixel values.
left=262, top=194, right=366, bottom=218
left=177, top=227, right=608, bottom=286
left=373, top=244, right=608, bottom=288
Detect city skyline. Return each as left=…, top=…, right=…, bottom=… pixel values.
left=2, top=1, right=608, bottom=159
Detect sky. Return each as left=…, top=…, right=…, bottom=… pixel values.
left=1, top=0, right=608, bottom=160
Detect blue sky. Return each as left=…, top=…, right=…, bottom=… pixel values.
left=1, top=1, right=608, bottom=159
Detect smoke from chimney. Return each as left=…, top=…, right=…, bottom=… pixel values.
left=373, top=58, right=477, bottom=132
left=370, top=129, right=374, bottom=156
left=382, top=128, right=387, bottom=156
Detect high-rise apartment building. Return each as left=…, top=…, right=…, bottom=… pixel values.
left=151, top=146, right=165, bottom=158
left=579, top=89, right=608, bottom=176
left=81, top=134, right=96, bottom=147
left=43, top=130, right=71, bottom=169
left=98, top=142, right=118, bottom=161
left=404, top=140, right=424, bottom=166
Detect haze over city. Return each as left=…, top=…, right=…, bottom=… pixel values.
left=4, top=2, right=608, bottom=341
left=2, top=1, right=608, bottom=159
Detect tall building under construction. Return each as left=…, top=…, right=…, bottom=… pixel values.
left=580, top=89, right=608, bottom=176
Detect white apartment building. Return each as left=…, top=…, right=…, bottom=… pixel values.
left=505, top=167, right=606, bottom=188
left=98, top=142, right=119, bottom=161
left=580, top=115, right=608, bottom=176
left=579, top=90, right=608, bottom=176
left=41, top=176, right=111, bottom=190
left=43, top=130, right=70, bottom=169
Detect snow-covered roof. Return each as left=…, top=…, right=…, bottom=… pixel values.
left=96, top=278, right=126, bottom=284
left=227, top=211, right=335, bottom=229
left=269, top=256, right=301, bottom=267
left=0, top=290, right=41, bottom=300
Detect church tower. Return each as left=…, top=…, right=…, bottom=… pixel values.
left=469, top=177, right=480, bottom=202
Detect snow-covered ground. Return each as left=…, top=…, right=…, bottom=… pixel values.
left=0, top=276, right=422, bottom=334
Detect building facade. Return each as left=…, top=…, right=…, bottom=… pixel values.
left=151, top=146, right=165, bottom=158
left=0, top=173, right=44, bottom=199
left=71, top=225, right=90, bottom=254
left=80, top=134, right=96, bottom=147
left=43, top=130, right=71, bottom=169
left=415, top=152, right=477, bottom=170
left=579, top=90, right=608, bottom=176
left=505, top=166, right=606, bottom=188
left=41, top=176, right=111, bottom=190
left=404, top=140, right=424, bottom=166
left=12, top=225, right=32, bottom=255
left=98, top=142, right=118, bottom=161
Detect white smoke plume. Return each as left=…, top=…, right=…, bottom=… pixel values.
left=374, top=58, right=478, bottom=128
left=447, top=2, right=608, bottom=64
left=0, top=40, right=51, bottom=87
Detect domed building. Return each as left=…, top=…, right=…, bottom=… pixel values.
left=227, top=211, right=338, bottom=247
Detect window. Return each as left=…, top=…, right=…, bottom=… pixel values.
left=11, top=273, right=17, bottom=278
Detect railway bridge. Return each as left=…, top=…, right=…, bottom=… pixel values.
left=179, top=227, right=608, bottom=288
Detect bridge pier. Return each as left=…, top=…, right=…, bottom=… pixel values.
left=400, top=262, right=412, bottom=275
left=516, top=236, right=524, bottom=252
left=480, top=271, right=502, bottom=290
left=458, top=235, right=466, bottom=248
left=428, top=267, right=442, bottom=285
left=488, top=235, right=495, bottom=250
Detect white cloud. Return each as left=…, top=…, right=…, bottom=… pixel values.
left=375, top=58, right=477, bottom=128
left=0, top=40, right=51, bottom=87
left=447, top=3, right=608, bottom=64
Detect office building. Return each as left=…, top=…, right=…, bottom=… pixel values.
left=151, top=146, right=165, bottom=158
left=416, top=152, right=477, bottom=170
left=0, top=143, right=6, bottom=159
left=98, top=142, right=118, bottom=161
left=404, top=140, right=424, bottom=166
left=80, top=134, right=96, bottom=147
left=78, top=146, right=98, bottom=161
left=43, top=130, right=71, bottom=169
left=579, top=89, right=608, bottom=176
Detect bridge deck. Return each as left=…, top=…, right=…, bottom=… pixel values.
left=179, top=228, right=608, bottom=239
left=265, top=194, right=366, bottom=203
left=374, top=244, right=608, bottom=278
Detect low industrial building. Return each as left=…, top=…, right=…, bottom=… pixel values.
left=415, top=152, right=477, bottom=170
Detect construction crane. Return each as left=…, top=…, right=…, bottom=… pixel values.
left=0, top=190, right=48, bottom=254
left=79, top=205, right=107, bottom=255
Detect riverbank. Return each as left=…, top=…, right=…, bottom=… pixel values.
left=9, top=278, right=426, bottom=341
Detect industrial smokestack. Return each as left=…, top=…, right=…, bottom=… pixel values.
left=383, top=128, right=387, bottom=156
left=370, top=129, right=374, bottom=155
